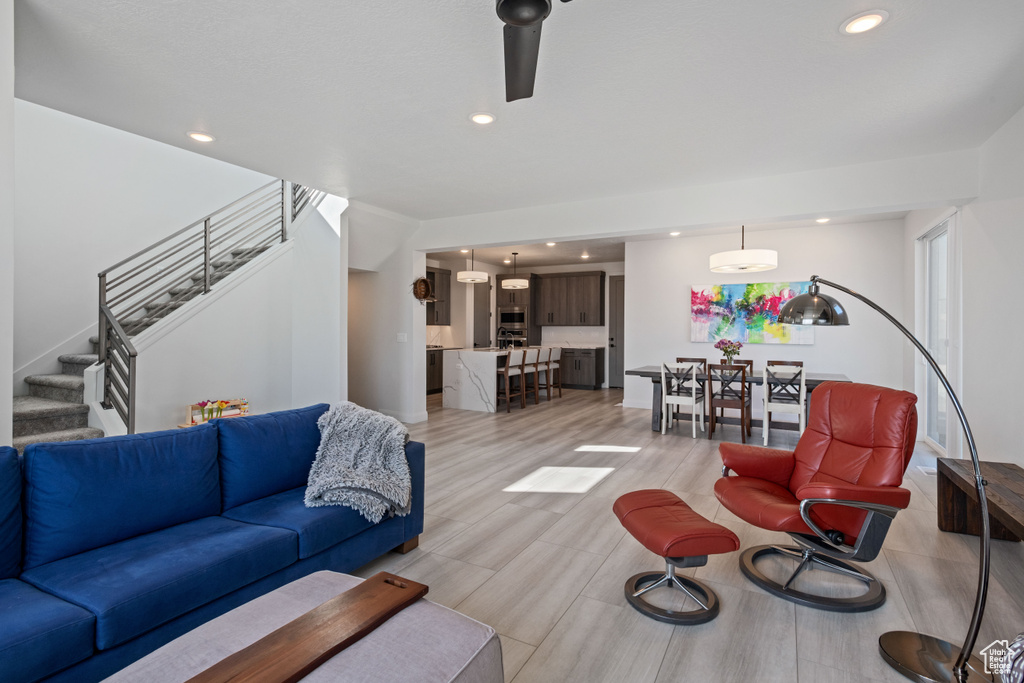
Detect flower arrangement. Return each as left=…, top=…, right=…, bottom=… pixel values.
left=714, top=339, right=743, bottom=363
left=190, top=399, right=248, bottom=424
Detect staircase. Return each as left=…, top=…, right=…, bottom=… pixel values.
left=11, top=180, right=325, bottom=448
left=13, top=344, right=103, bottom=452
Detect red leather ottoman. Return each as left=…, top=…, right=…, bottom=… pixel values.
left=614, top=489, right=740, bottom=624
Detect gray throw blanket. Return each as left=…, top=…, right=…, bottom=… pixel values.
left=304, top=402, right=412, bottom=523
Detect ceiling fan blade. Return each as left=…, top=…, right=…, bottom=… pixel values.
left=504, top=22, right=542, bottom=102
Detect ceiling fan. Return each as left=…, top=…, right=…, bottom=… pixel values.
left=496, top=0, right=573, bottom=102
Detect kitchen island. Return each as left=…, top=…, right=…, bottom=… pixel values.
left=442, top=348, right=509, bottom=412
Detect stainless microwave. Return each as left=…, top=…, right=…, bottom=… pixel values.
left=498, top=306, right=528, bottom=328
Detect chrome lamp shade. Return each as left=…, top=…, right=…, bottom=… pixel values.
left=777, top=286, right=849, bottom=326
left=782, top=275, right=993, bottom=683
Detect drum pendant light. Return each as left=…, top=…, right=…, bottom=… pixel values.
left=502, top=252, right=529, bottom=289
left=457, top=250, right=488, bottom=283
left=709, top=225, right=778, bottom=273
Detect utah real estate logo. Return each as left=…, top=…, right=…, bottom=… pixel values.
left=979, top=639, right=1011, bottom=677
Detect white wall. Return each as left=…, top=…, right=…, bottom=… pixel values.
left=347, top=207, right=426, bottom=422
left=291, top=200, right=346, bottom=407
left=960, top=103, right=1024, bottom=467
left=623, top=221, right=907, bottom=410
left=13, top=101, right=271, bottom=386
left=126, top=202, right=345, bottom=433
left=1, top=2, right=14, bottom=446
left=133, top=248, right=293, bottom=432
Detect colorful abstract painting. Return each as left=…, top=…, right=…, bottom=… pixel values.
left=691, top=282, right=814, bottom=344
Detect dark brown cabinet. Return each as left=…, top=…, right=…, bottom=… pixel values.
left=560, top=347, right=605, bottom=389
left=495, top=274, right=532, bottom=306
left=535, top=272, right=605, bottom=326
left=426, top=267, right=451, bottom=326
left=426, top=349, right=443, bottom=394
left=536, top=276, right=568, bottom=325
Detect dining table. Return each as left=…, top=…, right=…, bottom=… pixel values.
left=625, top=365, right=852, bottom=432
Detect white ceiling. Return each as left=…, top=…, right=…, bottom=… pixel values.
left=429, top=212, right=908, bottom=268
left=13, top=1, right=1024, bottom=221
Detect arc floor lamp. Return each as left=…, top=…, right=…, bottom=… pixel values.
left=778, top=276, right=991, bottom=683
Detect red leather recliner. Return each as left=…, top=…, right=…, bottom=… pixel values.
left=714, top=381, right=917, bottom=612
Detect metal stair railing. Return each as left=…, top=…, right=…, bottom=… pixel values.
left=292, top=183, right=325, bottom=221
left=98, top=180, right=323, bottom=432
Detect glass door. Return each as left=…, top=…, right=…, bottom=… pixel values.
left=923, top=221, right=949, bottom=452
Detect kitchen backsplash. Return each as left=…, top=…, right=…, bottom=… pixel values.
left=426, top=326, right=457, bottom=348
left=541, top=326, right=608, bottom=348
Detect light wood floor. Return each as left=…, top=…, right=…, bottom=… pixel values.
left=354, top=389, right=1024, bottom=683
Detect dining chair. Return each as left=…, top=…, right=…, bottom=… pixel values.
left=661, top=362, right=706, bottom=438
left=497, top=349, right=525, bottom=412
left=762, top=360, right=807, bottom=445
left=522, top=347, right=541, bottom=405
left=674, top=357, right=708, bottom=377
left=707, top=363, right=752, bottom=443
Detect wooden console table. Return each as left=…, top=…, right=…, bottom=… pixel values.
left=937, top=458, right=1024, bottom=542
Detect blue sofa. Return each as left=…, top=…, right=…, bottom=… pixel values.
left=0, top=403, right=425, bottom=683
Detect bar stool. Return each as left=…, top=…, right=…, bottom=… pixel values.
left=548, top=347, right=562, bottom=398
left=535, top=347, right=554, bottom=401
left=497, top=349, right=525, bottom=412
left=522, top=347, right=541, bottom=406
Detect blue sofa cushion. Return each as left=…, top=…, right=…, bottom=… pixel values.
left=22, top=424, right=221, bottom=570
left=0, top=578, right=95, bottom=683
left=20, top=516, right=297, bottom=650
left=223, top=486, right=376, bottom=559
left=217, top=404, right=329, bottom=510
left=0, top=447, right=20, bottom=579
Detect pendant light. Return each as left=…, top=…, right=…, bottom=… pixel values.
left=456, top=250, right=488, bottom=283
left=709, top=225, right=778, bottom=273
left=501, top=252, right=529, bottom=289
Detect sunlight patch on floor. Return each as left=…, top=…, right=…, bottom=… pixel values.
left=574, top=445, right=642, bottom=453
left=502, top=466, right=615, bottom=493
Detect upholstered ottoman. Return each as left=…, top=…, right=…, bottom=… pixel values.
left=613, top=489, right=740, bottom=624
left=104, top=571, right=503, bottom=682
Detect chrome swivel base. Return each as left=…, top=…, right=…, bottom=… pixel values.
left=879, top=631, right=993, bottom=683
left=624, top=561, right=721, bottom=625
left=740, top=544, right=885, bottom=612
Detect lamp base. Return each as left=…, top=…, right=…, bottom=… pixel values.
left=879, top=631, right=994, bottom=683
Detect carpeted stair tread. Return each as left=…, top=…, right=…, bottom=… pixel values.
left=144, top=301, right=186, bottom=313
left=14, top=427, right=105, bottom=452
left=58, top=353, right=99, bottom=364
left=13, top=395, right=89, bottom=418
left=24, top=374, right=85, bottom=389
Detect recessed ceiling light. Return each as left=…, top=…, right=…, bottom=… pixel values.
left=581, top=253, right=590, bottom=259
left=841, top=10, right=889, bottom=34
left=503, top=258, right=511, bottom=264
left=546, top=242, right=556, bottom=247
left=670, top=232, right=681, bottom=237
left=816, top=218, right=830, bottom=224
left=470, top=112, right=495, bottom=125
left=187, top=131, right=215, bottom=142
left=460, top=249, right=470, bottom=253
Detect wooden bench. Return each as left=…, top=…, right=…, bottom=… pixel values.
left=937, top=458, right=1024, bottom=542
